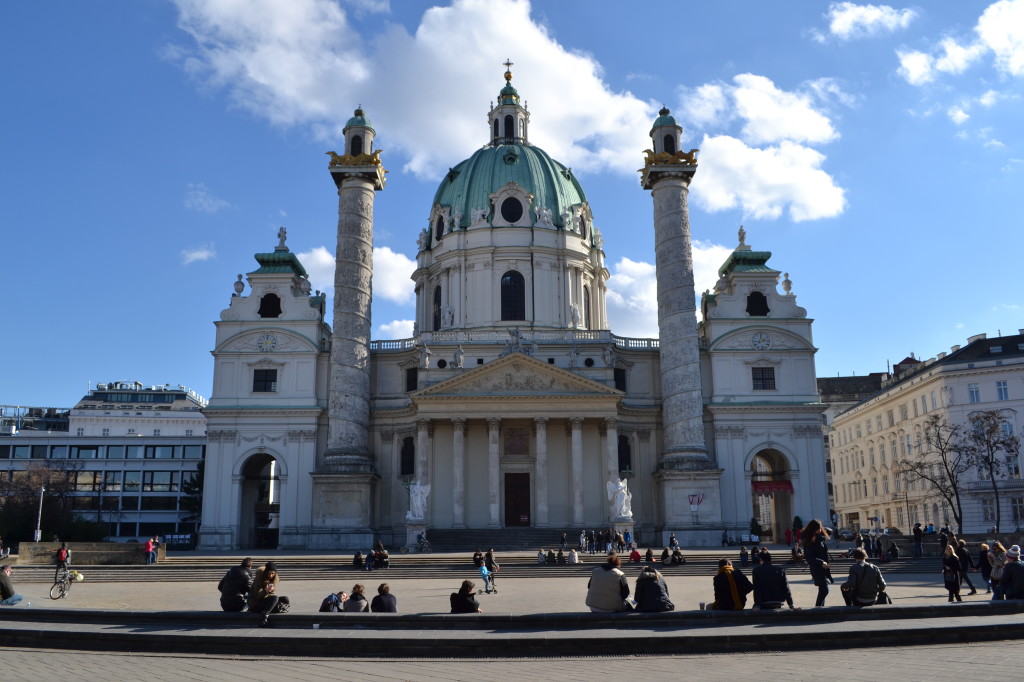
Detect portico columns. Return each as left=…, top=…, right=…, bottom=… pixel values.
left=416, top=419, right=431, bottom=488
left=534, top=418, right=549, bottom=527
left=487, top=418, right=501, bottom=527
left=452, top=418, right=466, bottom=528
left=570, top=417, right=584, bottom=526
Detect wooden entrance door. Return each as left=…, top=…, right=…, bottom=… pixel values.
left=504, top=473, right=530, bottom=526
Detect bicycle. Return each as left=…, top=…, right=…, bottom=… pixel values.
left=417, top=539, right=433, bottom=553
left=50, top=566, right=72, bottom=600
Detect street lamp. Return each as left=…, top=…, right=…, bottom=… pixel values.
left=34, top=486, right=46, bottom=542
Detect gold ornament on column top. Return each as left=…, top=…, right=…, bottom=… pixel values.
left=326, top=149, right=387, bottom=170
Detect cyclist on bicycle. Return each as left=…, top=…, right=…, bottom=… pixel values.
left=417, top=532, right=431, bottom=552
left=55, top=542, right=71, bottom=582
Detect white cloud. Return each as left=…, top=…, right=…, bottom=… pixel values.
left=985, top=138, right=1006, bottom=148
left=934, top=37, right=987, bottom=75
left=605, top=242, right=735, bottom=337
left=896, top=49, right=935, bottom=85
left=377, top=319, right=414, bottom=339
left=296, top=245, right=335, bottom=293
left=168, top=0, right=653, bottom=179
left=976, top=0, right=1024, bottom=76
left=822, top=2, right=916, bottom=41
left=181, top=243, right=216, bottom=265
left=183, top=183, right=231, bottom=213
left=342, top=0, right=390, bottom=15
left=947, top=106, right=970, bottom=124
left=979, top=89, right=1004, bottom=106
left=372, top=246, right=416, bottom=304
left=694, top=136, right=846, bottom=222
left=682, top=83, right=730, bottom=129
left=296, top=244, right=415, bottom=305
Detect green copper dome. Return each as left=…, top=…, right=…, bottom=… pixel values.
left=344, top=107, right=374, bottom=133
left=650, top=106, right=678, bottom=134
left=432, top=143, right=587, bottom=229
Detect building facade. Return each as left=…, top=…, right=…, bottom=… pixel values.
left=830, top=332, right=1024, bottom=533
left=0, top=382, right=206, bottom=541
left=199, top=70, right=830, bottom=550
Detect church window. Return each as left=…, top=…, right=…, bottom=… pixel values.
left=400, top=437, right=415, bottom=477
left=433, top=286, right=442, bottom=331
left=617, top=435, right=632, bottom=474
left=504, top=114, right=514, bottom=141
left=437, top=359, right=447, bottom=369
left=583, top=286, right=592, bottom=329
left=614, top=368, right=627, bottom=391
left=500, top=197, right=523, bottom=223
left=350, top=134, right=363, bottom=156
left=405, top=368, right=418, bottom=392
left=752, top=367, right=775, bottom=390
left=500, top=270, right=526, bottom=320
left=257, top=293, right=282, bottom=318
left=580, top=217, right=589, bottom=239
left=493, top=119, right=499, bottom=141
left=584, top=358, right=594, bottom=367
left=434, top=215, right=444, bottom=241
left=520, top=118, right=525, bottom=137
left=253, top=369, right=278, bottom=393
left=745, top=291, right=769, bottom=316
left=663, top=134, right=676, bottom=155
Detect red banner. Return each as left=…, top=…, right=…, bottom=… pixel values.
left=751, top=480, right=794, bottom=494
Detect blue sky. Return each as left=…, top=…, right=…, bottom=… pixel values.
left=3, top=0, right=1023, bottom=408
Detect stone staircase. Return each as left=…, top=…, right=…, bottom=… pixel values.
left=426, top=527, right=577, bottom=552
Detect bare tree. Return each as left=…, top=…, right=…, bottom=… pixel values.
left=965, top=411, right=1022, bottom=534
left=903, top=415, right=972, bottom=534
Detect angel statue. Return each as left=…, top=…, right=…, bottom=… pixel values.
left=406, top=483, right=431, bottom=521
left=606, top=478, right=633, bottom=519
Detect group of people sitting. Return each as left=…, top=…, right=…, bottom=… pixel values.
left=217, top=558, right=291, bottom=627
left=319, top=582, right=397, bottom=613
left=538, top=548, right=579, bottom=564
left=352, top=542, right=390, bottom=571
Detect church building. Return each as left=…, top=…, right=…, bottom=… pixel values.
left=198, top=67, right=829, bottom=550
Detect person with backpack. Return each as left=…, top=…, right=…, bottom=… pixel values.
left=55, top=542, right=71, bottom=582
left=319, top=590, right=348, bottom=612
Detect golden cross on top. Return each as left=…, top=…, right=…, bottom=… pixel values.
left=503, top=58, right=514, bottom=82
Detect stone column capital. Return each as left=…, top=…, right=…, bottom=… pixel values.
left=486, top=417, right=502, bottom=431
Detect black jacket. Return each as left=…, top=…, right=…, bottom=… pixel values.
left=1001, top=560, right=1024, bottom=599
left=804, top=534, right=832, bottom=585
left=634, top=570, right=674, bottom=612
left=450, top=591, right=480, bottom=613
left=752, top=563, right=793, bottom=608
left=218, top=566, right=253, bottom=598
left=370, top=593, right=398, bottom=612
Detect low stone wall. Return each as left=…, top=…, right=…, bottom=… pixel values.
left=17, top=542, right=166, bottom=566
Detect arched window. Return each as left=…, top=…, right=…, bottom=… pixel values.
left=350, top=134, right=363, bottom=156
left=746, top=291, right=770, bottom=316
left=579, top=217, right=588, bottom=239
left=504, top=114, right=514, bottom=140
left=663, top=134, right=676, bottom=154
left=400, top=437, right=415, bottom=476
left=520, top=118, right=525, bottom=137
left=433, top=286, right=442, bottom=331
left=257, top=293, right=282, bottom=318
left=500, top=270, right=526, bottom=321
left=617, top=434, right=632, bottom=473
left=583, top=286, right=592, bottom=330
left=493, top=119, right=499, bottom=141
left=434, top=215, right=444, bottom=241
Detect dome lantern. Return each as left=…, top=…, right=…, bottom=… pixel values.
left=488, top=59, right=530, bottom=146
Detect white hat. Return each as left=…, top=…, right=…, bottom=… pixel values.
left=1007, top=545, right=1021, bottom=559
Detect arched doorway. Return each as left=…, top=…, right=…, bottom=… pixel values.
left=750, top=449, right=793, bottom=543
left=240, top=453, right=281, bottom=549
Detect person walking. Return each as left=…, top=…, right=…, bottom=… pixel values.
left=978, top=543, right=993, bottom=593
left=217, top=557, right=254, bottom=612
left=913, top=523, right=924, bottom=558
left=711, top=558, right=752, bottom=610
left=0, top=565, right=23, bottom=607
left=484, top=549, right=500, bottom=592
left=942, top=544, right=963, bottom=602
left=842, top=547, right=886, bottom=607
left=954, top=539, right=978, bottom=595
left=801, top=519, right=833, bottom=607
left=144, top=537, right=156, bottom=565
left=990, top=542, right=1008, bottom=600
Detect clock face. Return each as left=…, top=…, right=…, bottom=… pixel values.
left=752, top=332, right=771, bottom=351
left=256, top=334, right=278, bottom=352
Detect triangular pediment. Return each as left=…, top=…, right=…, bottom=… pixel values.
left=413, top=353, right=623, bottom=399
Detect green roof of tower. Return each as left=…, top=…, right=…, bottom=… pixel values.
left=717, top=250, right=777, bottom=277
left=344, top=107, right=374, bottom=134
left=250, top=250, right=308, bottom=277
left=650, top=106, right=678, bottom=135
left=431, top=143, right=587, bottom=230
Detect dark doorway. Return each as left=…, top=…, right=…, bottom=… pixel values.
left=504, top=472, right=530, bottom=526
